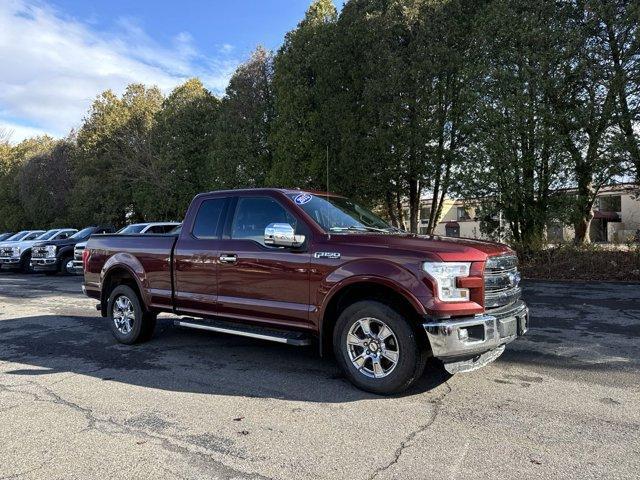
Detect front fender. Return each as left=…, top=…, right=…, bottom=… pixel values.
left=316, top=258, right=432, bottom=335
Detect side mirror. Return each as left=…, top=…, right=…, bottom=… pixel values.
left=264, top=223, right=305, bottom=248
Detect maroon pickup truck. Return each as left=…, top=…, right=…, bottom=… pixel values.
left=83, top=188, right=528, bottom=394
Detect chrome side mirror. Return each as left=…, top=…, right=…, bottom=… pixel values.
left=264, top=223, right=305, bottom=248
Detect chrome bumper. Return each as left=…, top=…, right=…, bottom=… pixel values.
left=423, top=301, right=529, bottom=362
left=31, top=258, right=57, bottom=265
left=0, top=257, right=20, bottom=264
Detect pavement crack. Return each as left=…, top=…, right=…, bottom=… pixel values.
left=367, top=382, right=452, bottom=480
left=1, top=381, right=271, bottom=479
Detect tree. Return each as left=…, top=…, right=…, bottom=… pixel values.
left=135, top=78, right=220, bottom=220
left=596, top=0, right=640, bottom=182
left=269, top=0, right=338, bottom=189
left=460, top=0, right=572, bottom=249
left=0, top=136, right=56, bottom=230
left=211, top=47, right=274, bottom=189
left=70, top=85, right=163, bottom=227
left=550, top=0, right=625, bottom=244
left=18, top=140, right=74, bottom=227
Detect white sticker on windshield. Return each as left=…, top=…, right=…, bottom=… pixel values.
left=294, top=193, right=313, bottom=205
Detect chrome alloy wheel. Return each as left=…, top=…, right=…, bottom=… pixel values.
left=112, top=295, right=135, bottom=335
left=346, top=317, right=400, bottom=378
left=64, top=259, right=75, bottom=274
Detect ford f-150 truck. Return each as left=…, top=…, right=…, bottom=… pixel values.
left=83, top=189, right=528, bottom=394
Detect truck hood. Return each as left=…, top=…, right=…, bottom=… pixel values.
left=4, top=239, right=42, bottom=250
left=33, top=237, right=87, bottom=249
left=328, top=233, right=513, bottom=262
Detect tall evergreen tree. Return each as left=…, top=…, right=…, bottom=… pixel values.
left=269, top=0, right=338, bottom=189
left=136, top=78, right=220, bottom=220
left=70, top=85, right=163, bottom=227
left=211, top=46, right=274, bottom=189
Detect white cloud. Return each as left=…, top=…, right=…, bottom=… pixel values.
left=0, top=0, right=239, bottom=143
left=0, top=121, right=51, bottom=142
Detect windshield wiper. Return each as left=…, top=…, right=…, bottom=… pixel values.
left=330, top=225, right=392, bottom=233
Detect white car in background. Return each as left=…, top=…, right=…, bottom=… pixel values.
left=72, top=222, right=180, bottom=274
left=0, top=229, right=77, bottom=273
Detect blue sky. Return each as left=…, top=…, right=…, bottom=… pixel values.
left=0, top=0, right=341, bottom=142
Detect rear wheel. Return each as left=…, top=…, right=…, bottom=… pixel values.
left=107, top=285, right=156, bottom=344
left=333, top=300, right=427, bottom=395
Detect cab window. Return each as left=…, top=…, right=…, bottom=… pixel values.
left=192, top=199, right=227, bottom=239
left=231, top=197, right=297, bottom=246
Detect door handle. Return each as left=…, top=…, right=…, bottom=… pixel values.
left=219, top=254, right=238, bottom=264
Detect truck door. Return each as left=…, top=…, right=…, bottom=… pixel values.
left=215, top=195, right=312, bottom=329
left=173, top=197, right=229, bottom=316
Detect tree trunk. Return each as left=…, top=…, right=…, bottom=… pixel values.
left=574, top=178, right=595, bottom=245
left=395, top=189, right=406, bottom=231
left=385, top=190, right=399, bottom=228
left=408, top=177, right=419, bottom=234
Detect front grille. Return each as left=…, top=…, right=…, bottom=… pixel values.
left=31, top=247, right=48, bottom=259
left=73, top=244, right=84, bottom=268
left=0, top=247, right=13, bottom=257
left=484, top=254, right=521, bottom=311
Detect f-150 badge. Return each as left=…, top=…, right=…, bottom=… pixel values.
left=314, top=252, right=341, bottom=259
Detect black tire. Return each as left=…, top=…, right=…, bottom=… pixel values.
left=19, top=253, right=33, bottom=273
left=60, top=256, right=74, bottom=275
left=333, top=300, right=427, bottom=395
left=107, top=285, right=156, bottom=344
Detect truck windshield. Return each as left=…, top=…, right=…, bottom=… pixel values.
left=36, top=230, right=60, bottom=241
left=6, top=231, right=29, bottom=241
left=70, top=227, right=95, bottom=239
left=117, top=224, right=148, bottom=234
left=287, top=193, right=397, bottom=233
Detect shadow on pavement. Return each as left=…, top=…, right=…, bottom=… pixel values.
left=0, top=314, right=450, bottom=402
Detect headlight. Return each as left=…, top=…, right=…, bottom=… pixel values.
left=45, top=245, right=57, bottom=257
left=423, top=262, right=471, bottom=302
left=11, top=246, right=21, bottom=257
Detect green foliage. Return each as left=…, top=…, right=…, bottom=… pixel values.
left=0, top=0, right=637, bottom=251
left=211, top=47, right=274, bottom=189
left=270, top=0, right=338, bottom=189
left=139, top=78, right=220, bottom=220
left=70, top=85, right=164, bottom=227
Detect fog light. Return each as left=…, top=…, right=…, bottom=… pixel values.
left=458, top=328, right=469, bottom=341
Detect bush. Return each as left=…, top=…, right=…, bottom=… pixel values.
left=519, top=243, right=640, bottom=282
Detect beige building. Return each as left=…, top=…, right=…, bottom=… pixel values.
left=410, top=184, right=640, bottom=243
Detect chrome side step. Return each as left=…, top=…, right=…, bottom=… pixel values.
left=174, top=318, right=312, bottom=346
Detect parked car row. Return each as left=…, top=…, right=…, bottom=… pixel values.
left=0, top=222, right=179, bottom=275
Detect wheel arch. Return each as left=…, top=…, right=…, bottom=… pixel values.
left=319, top=278, right=428, bottom=357
left=100, top=263, right=148, bottom=317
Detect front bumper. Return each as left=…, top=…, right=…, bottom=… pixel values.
left=31, top=258, right=58, bottom=271
left=0, top=257, right=21, bottom=268
left=423, top=300, right=528, bottom=369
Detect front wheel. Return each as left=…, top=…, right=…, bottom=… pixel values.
left=60, top=256, right=74, bottom=275
left=333, top=300, right=427, bottom=395
left=19, top=253, right=33, bottom=273
left=107, top=285, right=156, bottom=344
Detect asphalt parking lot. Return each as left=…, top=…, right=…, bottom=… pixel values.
left=1, top=273, right=639, bottom=480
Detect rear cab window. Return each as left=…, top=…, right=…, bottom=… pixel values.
left=192, top=198, right=228, bottom=239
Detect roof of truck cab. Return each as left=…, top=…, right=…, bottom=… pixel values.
left=199, top=188, right=344, bottom=197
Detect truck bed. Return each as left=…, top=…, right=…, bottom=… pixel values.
left=84, top=234, right=178, bottom=311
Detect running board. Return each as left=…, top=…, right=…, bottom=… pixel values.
left=174, top=318, right=312, bottom=346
